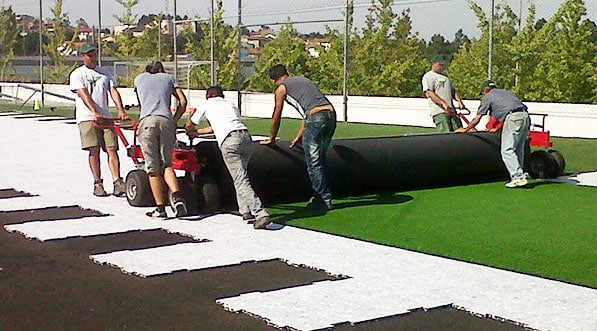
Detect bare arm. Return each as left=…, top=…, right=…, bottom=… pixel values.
left=290, top=119, right=306, bottom=148
left=425, top=90, right=451, bottom=112
left=260, top=84, right=286, bottom=147
left=76, top=88, right=102, bottom=119
left=456, top=114, right=483, bottom=133
left=109, top=87, right=129, bottom=120
left=454, top=90, right=465, bottom=109
left=172, top=87, right=188, bottom=124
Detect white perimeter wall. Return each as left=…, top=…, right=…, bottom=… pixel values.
left=2, top=82, right=596, bottom=139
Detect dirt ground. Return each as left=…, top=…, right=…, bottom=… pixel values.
left=0, top=189, right=527, bottom=330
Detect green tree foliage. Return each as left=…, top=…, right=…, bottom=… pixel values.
left=182, top=0, right=240, bottom=90
left=349, top=1, right=426, bottom=96
left=526, top=0, right=596, bottom=103
left=0, top=6, right=19, bottom=81
left=450, top=0, right=596, bottom=102
left=109, top=0, right=139, bottom=59
left=44, top=0, right=78, bottom=83
left=246, top=23, right=312, bottom=92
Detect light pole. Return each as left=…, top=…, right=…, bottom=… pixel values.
left=39, top=0, right=44, bottom=108
left=173, top=0, right=178, bottom=80
left=488, top=0, right=494, bottom=80
left=98, top=0, right=102, bottom=66
left=210, top=0, right=216, bottom=85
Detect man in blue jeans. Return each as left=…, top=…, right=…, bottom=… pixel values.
left=457, top=80, right=530, bottom=188
left=260, top=64, right=337, bottom=210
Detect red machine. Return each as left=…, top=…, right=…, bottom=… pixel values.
left=95, top=119, right=219, bottom=214
left=526, top=113, right=565, bottom=179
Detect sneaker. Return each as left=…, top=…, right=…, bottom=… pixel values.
left=146, top=208, right=167, bottom=219
left=307, top=196, right=333, bottom=210
left=242, top=213, right=255, bottom=221
left=505, top=177, right=528, bottom=188
left=113, top=178, right=126, bottom=197
left=93, top=182, right=108, bottom=197
left=172, top=196, right=188, bottom=217
left=254, top=216, right=272, bottom=229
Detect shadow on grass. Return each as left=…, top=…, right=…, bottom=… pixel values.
left=271, top=192, right=413, bottom=224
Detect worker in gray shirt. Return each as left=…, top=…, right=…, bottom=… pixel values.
left=134, top=62, right=188, bottom=218
left=458, top=80, right=530, bottom=188
left=261, top=64, right=336, bottom=211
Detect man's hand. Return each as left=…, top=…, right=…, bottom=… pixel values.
left=260, top=138, right=276, bottom=147
left=455, top=127, right=467, bottom=133
left=289, top=136, right=302, bottom=148
left=117, top=110, right=130, bottom=121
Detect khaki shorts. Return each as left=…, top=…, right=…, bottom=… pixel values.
left=78, top=121, right=119, bottom=151
left=138, top=116, right=175, bottom=174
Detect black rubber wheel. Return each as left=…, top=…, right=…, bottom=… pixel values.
left=197, top=176, right=220, bottom=213
left=548, top=149, right=566, bottom=177
left=125, top=170, right=155, bottom=207
left=527, top=150, right=559, bottom=179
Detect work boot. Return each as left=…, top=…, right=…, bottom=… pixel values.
left=253, top=216, right=272, bottom=229
left=113, top=178, right=126, bottom=197
left=93, top=180, right=108, bottom=197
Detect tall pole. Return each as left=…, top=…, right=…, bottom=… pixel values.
left=173, top=0, right=178, bottom=80
left=342, top=0, right=349, bottom=122
left=39, top=0, right=44, bottom=108
left=488, top=0, right=494, bottom=80
left=98, top=0, right=102, bottom=66
left=236, top=0, right=242, bottom=112
left=210, top=0, right=216, bottom=85
left=515, top=0, right=522, bottom=87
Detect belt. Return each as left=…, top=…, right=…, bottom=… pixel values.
left=509, top=107, right=527, bottom=114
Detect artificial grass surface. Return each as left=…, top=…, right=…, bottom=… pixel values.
left=2, top=103, right=596, bottom=288
left=269, top=181, right=597, bottom=288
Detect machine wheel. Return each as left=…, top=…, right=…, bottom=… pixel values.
left=197, top=176, right=220, bottom=213
left=548, top=149, right=566, bottom=177
left=125, top=170, right=155, bottom=207
left=527, top=150, right=559, bottom=179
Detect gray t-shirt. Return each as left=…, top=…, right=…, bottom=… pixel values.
left=283, top=76, right=332, bottom=118
left=134, top=72, right=179, bottom=120
left=421, top=70, right=456, bottom=116
left=478, top=89, right=526, bottom=121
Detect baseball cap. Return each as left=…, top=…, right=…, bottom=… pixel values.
left=80, top=43, right=97, bottom=54
left=480, top=80, right=497, bottom=90
left=431, top=55, right=446, bottom=64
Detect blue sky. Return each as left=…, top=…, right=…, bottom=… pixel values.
left=2, top=0, right=595, bottom=40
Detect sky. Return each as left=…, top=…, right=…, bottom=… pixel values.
left=1, top=0, right=596, bottom=40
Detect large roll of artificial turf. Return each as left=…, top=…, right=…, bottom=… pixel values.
left=193, top=131, right=511, bottom=206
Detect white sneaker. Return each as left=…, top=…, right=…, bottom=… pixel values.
left=505, top=178, right=528, bottom=188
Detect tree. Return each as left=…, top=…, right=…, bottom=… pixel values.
left=0, top=6, right=19, bottom=81
left=348, top=1, right=426, bottom=96
left=526, top=0, right=596, bottom=102
left=109, top=0, right=140, bottom=60
left=181, top=0, right=240, bottom=90
left=246, top=23, right=311, bottom=92
left=44, top=0, right=78, bottom=83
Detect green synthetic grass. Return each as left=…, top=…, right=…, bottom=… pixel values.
left=2, top=102, right=596, bottom=287
left=268, top=182, right=596, bottom=287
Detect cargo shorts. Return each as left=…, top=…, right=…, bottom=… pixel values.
left=78, top=120, right=119, bottom=151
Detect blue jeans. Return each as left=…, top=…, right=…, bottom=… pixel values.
left=501, top=112, right=530, bottom=180
left=303, top=111, right=336, bottom=204
left=220, top=130, right=268, bottom=218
